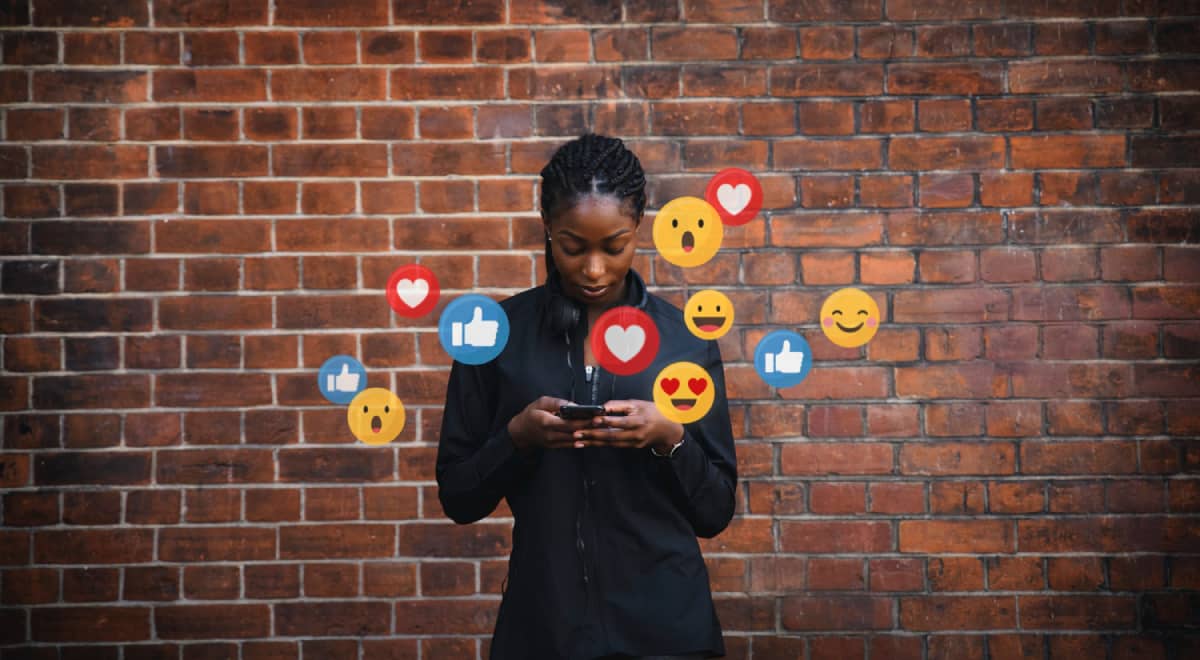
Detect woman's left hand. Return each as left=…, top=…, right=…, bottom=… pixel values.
left=570, top=399, right=684, bottom=453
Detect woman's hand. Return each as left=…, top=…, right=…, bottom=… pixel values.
left=570, top=399, right=684, bottom=454
left=507, top=396, right=596, bottom=451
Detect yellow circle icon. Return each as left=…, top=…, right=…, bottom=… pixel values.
left=652, top=361, right=715, bottom=425
left=819, top=288, right=881, bottom=348
left=652, top=196, right=723, bottom=268
left=347, top=388, right=405, bottom=445
left=684, top=290, right=735, bottom=341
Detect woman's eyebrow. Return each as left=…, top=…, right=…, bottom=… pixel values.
left=557, top=228, right=632, bottom=241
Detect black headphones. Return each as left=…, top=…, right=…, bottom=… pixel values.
left=544, top=268, right=584, bottom=336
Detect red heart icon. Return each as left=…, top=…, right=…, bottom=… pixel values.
left=687, top=378, right=708, bottom=395
left=660, top=378, right=680, bottom=395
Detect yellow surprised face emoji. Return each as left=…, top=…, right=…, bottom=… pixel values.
left=347, top=388, right=405, bottom=445
left=684, top=290, right=734, bottom=341
left=652, top=361, right=715, bottom=425
left=652, top=196, right=723, bottom=268
left=819, top=288, right=881, bottom=348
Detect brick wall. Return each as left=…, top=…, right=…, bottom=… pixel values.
left=1, top=0, right=1198, bottom=658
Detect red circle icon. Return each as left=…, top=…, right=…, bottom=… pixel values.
left=704, top=167, right=763, bottom=226
left=386, top=264, right=440, bottom=318
left=590, top=306, right=660, bottom=376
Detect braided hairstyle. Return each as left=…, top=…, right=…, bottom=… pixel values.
left=539, top=134, right=646, bottom=276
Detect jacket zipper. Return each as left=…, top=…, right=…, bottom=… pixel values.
left=577, top=364, right=594, bottom=586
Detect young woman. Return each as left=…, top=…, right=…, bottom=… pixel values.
left=436, top=134, right=738, bottom=660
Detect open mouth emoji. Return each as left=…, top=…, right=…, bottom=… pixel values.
left=653, top=196, right=723, bottom=268
left=347, top=388, right=406, bottom=445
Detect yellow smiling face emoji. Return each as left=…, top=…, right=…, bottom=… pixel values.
left=652, top=361, right=716, bottom=425
left=347, top=387, right=405, bottom=445
left=820, top=288, right=881, bottom=348
left=684, top=289, right=735, bottom=341
left=653, top=196, right=723, bottom=268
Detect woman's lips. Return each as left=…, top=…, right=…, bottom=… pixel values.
left=578, top=285, right=609, bottom=300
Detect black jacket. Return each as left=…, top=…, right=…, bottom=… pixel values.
left=436, top=269, right=737, bottom=660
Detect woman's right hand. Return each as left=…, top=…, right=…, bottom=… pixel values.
left=507, top=396, right=594, bottom=451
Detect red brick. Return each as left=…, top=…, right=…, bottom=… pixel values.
left=919, top=174, right=974, bottom=208
left=900, top=520, right=1012, bottom=553
left=1011, top=61, right=1123, bottom=94
left=799, top=26, right=854, bottom=59
left=771, top=63, right=884, bottom=96
left=245, top=108, right=297, bottom=140
left=155, top=605, right=270, bottom=640
left=781, top=521, right=892, bottom=554
left=775, top=138, right=883, bottom=171
left=32, top=607, right=150, bottom=642
left=36, top=529, right=154, bottom=564
left=858, top=26, right=913, bottom=59
left=859, top=100, right=913, bottom=133
left=889, top=63, right=1003, bottom=94
left=1012, top=210, right=1124, bottom=244
left=869, top=482, right=924, bottom=514
left=302, top=31, right=357, bottom=64
left=890, top=137, right=1003, bottom=170
left=154, top=69, right=266, bottom=102
left=918, top=99, right=972, bottom=131
left=901, top=596, right=1015, bottom=631
left=274, top=0, right=387, bottom=25
left=855, top=175, right=910, bottom=209
left=1011, top=135, right=1126, bottom=169
left=772, top=0, right=882, bottom=21
left=781, top=442, right=892, bottom=475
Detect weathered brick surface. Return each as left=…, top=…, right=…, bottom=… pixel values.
left=0, top=1, right=1196, bottom=657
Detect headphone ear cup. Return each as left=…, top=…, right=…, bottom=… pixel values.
left=548, top=294, right=582, bottom=335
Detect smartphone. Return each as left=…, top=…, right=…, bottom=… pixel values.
left=558, top=404, right=625, bottom=420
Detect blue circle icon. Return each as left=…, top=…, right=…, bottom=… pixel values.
left=754, top=330, right=813, bottom=388
left=318, top=355, right=368, bottom=404
left=438, top=294, right=510, bottom=365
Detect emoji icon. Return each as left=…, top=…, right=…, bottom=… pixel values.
left=591, top=306, right=659, bottom=376
left=652, top=196, right=723, bottom=268
left=754, top=330, right=812, bottom=388
left=684, top=290, right=735, bottom=341
left=318, top=355, right=368, bottom=404
left=705, top=167, right=763, bottom=226
left=386, top=264, right=440, bottom=318
left=820, top=288, right=881, bottom=348
left=652, top=361, right=716, bottom=424
left=347, top=387, right=405, bottom=445
left=438, top=294, right=510, bottom=365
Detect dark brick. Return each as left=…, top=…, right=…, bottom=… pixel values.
left=35, top=452, right=151, bottom=485
left=2, top=261, right=59, bottom=294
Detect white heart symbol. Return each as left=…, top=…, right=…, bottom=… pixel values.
left=717, top=183, right=752, bottom=215
left=604, top=325, right=645, bottom=363
left=395, top=278, right=428, bottom=307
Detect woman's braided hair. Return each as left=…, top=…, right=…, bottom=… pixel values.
left=539, top=134, right=646, bottom=275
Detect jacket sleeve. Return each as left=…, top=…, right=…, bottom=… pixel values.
left=656, top=339, right=738, bottom=538
left=435, top=358, right=541, bottom=525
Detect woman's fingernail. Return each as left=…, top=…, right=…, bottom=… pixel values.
left=574, top=441, right=584, bottom=449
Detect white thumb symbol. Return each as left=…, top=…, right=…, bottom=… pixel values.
left=472, top=307, right=484, bottom=323
left=780, top=340, right=791, bottom=353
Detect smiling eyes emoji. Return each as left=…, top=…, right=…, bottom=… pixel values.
left=819, top=288, right=881, bottom=348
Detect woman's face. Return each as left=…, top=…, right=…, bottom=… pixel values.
left=547, top=194, right=639, bottom=309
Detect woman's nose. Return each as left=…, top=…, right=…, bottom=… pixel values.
left=583, top=255, right=605, bottom=279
